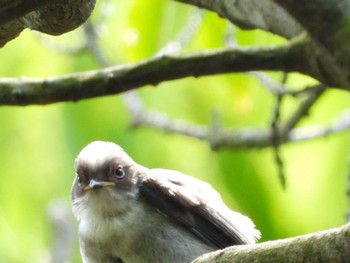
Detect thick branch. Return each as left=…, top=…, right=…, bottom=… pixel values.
left=273, top=0, right=350, bottom=88
left=193, top=224, right=350, bottom=263
left=273, top=0, right=350, bottom=55
left=0, top=0, right=49, bottom=25
left=0, top=37, right=323, bottom=105
left=175, top=0, right=350, bottom=89
left=175, top=0, right=302, bottom=39
left=0, top=0, right=95, bottom=47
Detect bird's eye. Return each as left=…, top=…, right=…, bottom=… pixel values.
left=77, top=176, right=83, bottom=185
left=114, top=165, right=125, bottom=178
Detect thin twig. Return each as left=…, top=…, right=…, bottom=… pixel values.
left=280, top=84, right=326, bottom=136
left=270, top=73, right=286, bottom=188
left=155, top=8, right=203, bottom=57
left=249, top=71, right=289, bottom=95
left=125, top=8, right=204, bottom=120
left=225, top=23, right=238, bottom=47
left=132, top=109, right=350, bottom=149
left=83, top=20, right=110, bottom=66
left=248, top=71, right=325, bottom=97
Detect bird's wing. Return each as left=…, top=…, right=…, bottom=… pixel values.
left=139, top=168, right=260, bottom=249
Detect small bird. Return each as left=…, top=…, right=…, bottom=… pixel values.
left=71, top=141, right=260, bottom=263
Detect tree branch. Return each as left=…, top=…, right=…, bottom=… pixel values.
left=280, top=84, right=326, bottom=136
left=175, top=0, right=350, bottom=89
left=0, top=0, right=49, bottom=25
left=131, top=108, right=350, bottom=150
left=0, top=0, right=95, bottom=47
left=175, top=0, right=302, bottom=39
left=0, top=36, right=323, bottom=105
left=193, top=224, right=350, bottom=263
left=273, top=0, right=350, bottom=55
left=273, top=0, right=350, bottom=89
left=270, top=74, right=287, bottom=188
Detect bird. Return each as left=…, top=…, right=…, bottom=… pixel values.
left=71, top=141, right=260, bottom=263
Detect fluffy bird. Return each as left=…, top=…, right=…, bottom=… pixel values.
left=71, top=141, right=260, bottom=263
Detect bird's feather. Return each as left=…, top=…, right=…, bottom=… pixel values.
left=139, top=168, right=260, bottom=249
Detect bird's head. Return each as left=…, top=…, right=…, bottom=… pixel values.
left=71, top=141, right=143, bottom=221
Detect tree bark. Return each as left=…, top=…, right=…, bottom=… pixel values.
left=193, top=224, right=350, bottom=263
left=0, top=37, right=316, bottom=105
left=0, top=0, right=49, bottom=25
left=0, top=0, right=95, bottom=47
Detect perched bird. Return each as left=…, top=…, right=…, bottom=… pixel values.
left=71, top=141, right=260, bottom=263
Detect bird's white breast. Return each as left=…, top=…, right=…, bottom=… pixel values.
left=74, top=189, right=145, bottom=261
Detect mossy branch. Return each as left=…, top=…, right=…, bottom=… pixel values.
left=0, top=37, right=321, bottom=106
left=193, top=224, right=350, bottom=263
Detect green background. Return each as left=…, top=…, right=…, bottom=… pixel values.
left=0, top=1, right=349, bottom=262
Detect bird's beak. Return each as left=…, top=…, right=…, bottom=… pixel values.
left=84, top=179, right=116, bottom=191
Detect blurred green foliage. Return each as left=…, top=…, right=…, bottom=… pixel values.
left=0, top=1, right=349, bottom=262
